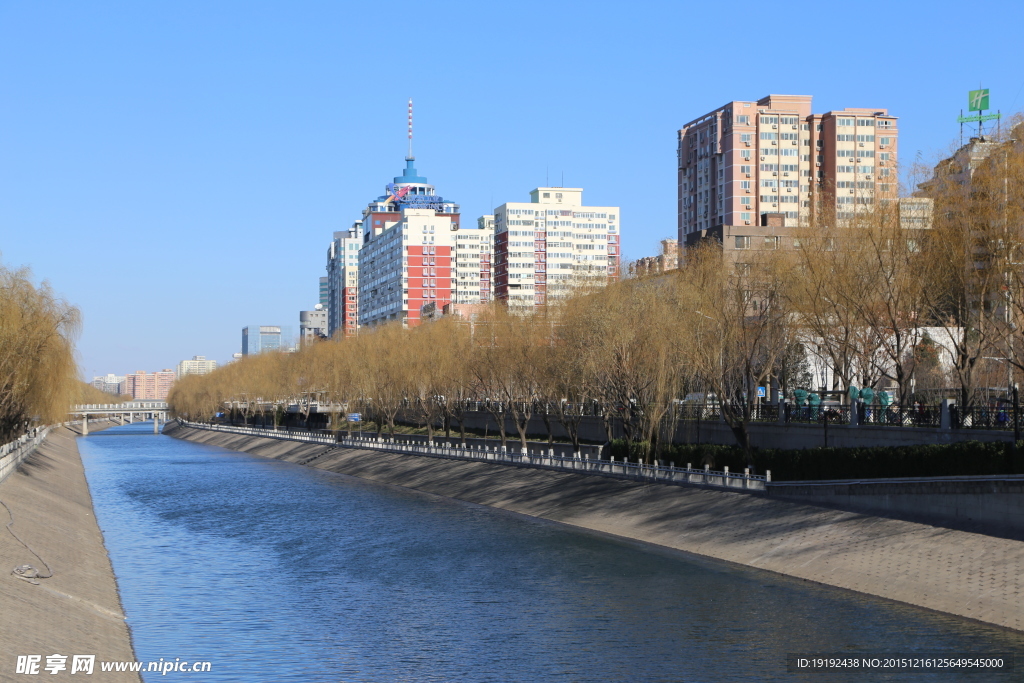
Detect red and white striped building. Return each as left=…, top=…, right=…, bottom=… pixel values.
left=357, top=157, right=461, bottom=328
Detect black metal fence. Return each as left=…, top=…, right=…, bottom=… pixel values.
left=951, top=405, right=1021, bottom=431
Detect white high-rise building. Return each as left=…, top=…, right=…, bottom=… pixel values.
left=493, top=188, right=621, bottom=311
left=327, top=226, right=361, bottom=337
left=452, top=216, right=494, bottom=304
left=176, top=356, right=217, bottom=379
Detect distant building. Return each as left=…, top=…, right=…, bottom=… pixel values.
left=241, top=325, right=294, bottom=355
left=898, top=197, right=933, bottom=230
left=917, top=135, right=1003, bottom=195
left=326, top=226, right=361, bottom=337
left=121, top=370, right=175, bottom=400
left=631, top=238, right=680, bottom=277
left=493, top=187, right=621, bottom=312
left=299, top=306, right=328, bottom=346
left=176, top=355, right=217, bottom=379
left=442, top=302, right=490, bottom=320
left=91, top=374, right=125, bottom=395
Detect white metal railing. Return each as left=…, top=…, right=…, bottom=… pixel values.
left=0, top=427, right=54, bottom=485
left=72, top=402, right=168, bottom=413
left=179, top=421, right=768, bottom=492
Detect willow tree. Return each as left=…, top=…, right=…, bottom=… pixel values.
left=0, top=264, right=81, bottom=442
left=917, top=138, right=1015, bottom=409
left=679, top=242, right=792, bottom=464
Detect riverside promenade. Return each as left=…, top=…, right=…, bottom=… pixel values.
left=167, top=422, right=1024, bottom=633
left=0, top=424, right=139, bottom=681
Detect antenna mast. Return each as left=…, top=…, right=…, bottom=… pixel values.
left=407, top=98, right=414, bottom=159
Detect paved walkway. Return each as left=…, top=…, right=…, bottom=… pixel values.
left=0, top=425, right=139, bottom=681
left=170, top=424, right=1024, bottom=632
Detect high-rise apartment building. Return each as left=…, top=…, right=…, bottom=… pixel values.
left=326, top=226, right=361, bottom=337
left=493, top=187, right=620, bottom=311
left=358, top=157, right=460, bottom=327
left=452, top=216, right=494, bottom=304
left=678, top=94, right=898, bottom=244
left=241, top=325, right=293, bottom=355
left=176, top=356, right=217, bottom=379
left=121, top=370, right=175, bottom=400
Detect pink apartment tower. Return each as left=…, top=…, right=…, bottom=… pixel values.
left=678, top=94, right=898, bottom=247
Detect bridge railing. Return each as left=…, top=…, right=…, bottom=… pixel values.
left=178, top=420, right=768, bottom=493
left=72, top=402, right=168, bottom=413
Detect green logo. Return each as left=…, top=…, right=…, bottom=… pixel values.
left=969, top=89, right=990, bottom=112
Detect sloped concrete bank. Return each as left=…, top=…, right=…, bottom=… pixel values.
left=0, top=424, right=139, bottom=681
left=166, top=422, right=1024, bottom=633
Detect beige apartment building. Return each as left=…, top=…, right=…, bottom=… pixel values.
left=176, top=355, right=217, bottom=379
left=679, top=94, right=898, bottom=246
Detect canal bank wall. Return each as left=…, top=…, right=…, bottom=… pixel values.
left=165, top=422, right=1024, bottom=633
left=392, top=410, right=1019, bottom=448
left=0, top=423, right=139, bottom=681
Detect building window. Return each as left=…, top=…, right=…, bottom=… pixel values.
left=741, top=212, right=751, bottom=221
left=734, top=236, right=750, bottom=249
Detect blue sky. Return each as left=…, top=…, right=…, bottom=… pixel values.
left=2, top=0, right=1023, bottom=378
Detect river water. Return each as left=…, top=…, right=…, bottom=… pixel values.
left=77, top=423, right=1022, bottom=681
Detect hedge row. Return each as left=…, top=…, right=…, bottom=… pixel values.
left=609, top=439, right=1024, bottom=481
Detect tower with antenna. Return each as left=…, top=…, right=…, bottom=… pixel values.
left=344, top=98, right=464, bottom=329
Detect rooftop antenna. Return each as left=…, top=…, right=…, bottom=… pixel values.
left=407, top=98, right=414, bottom=159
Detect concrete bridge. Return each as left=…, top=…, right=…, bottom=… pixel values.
left=70, top=401, right=169, bottom=434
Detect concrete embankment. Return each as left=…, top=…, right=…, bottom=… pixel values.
left=768, top=476, right=1024, bottom=537
left=0, top=424, right=139, bottom=681
left=166, top=423, right=1024, bottom=633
